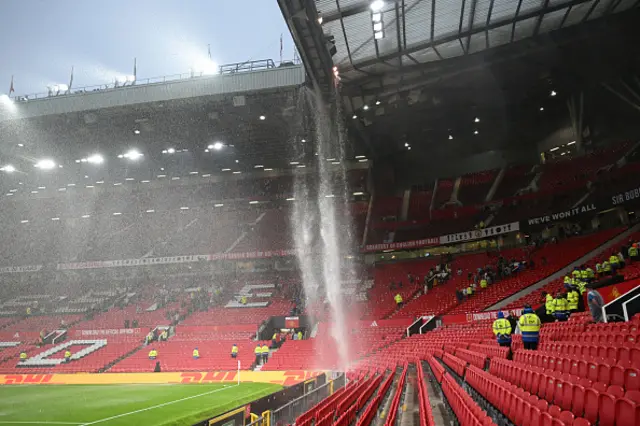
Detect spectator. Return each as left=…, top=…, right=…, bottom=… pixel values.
left=231, top=344, right=238, bottom=358
left=587, top=287, right=605, bottom=323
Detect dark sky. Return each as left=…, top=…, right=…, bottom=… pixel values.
left=0, top=0, right=294, bottom=96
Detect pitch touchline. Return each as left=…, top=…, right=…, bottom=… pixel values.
left=79, top=384, right=240, bottom=425
left=0, top=422, right=84, bottom=425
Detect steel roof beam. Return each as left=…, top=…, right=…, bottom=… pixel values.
left=320, top=0, right=370, bottom=24
left=339, top=0, right=593, bottom=73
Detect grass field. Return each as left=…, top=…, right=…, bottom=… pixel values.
left=0, top=383, right=281, bottom=426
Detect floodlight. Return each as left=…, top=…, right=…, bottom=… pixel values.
left=167, top=148, right=176, bottom=154
left=123, top=149, right=143, bottom=161
left=550, top=90, right=557, bottom=97
left=35, top=159, right=56, bottom=170
left=259, top=115, right=266, bottom=120
left=0, top=165, right=15, bottom=173
left=213, top=142, right=224, bottom=150
left=474, top=117, right=480, bottom=123
left=133, top=129, right=141, bottom=135
left=86, top=154, right=104, bottom=164
left=352, top=115, right=357, bottom=119
left=363, top=105, right=369, bottom=111
left=370, top=1, right=385, bottom=12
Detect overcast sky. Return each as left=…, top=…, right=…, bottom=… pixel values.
left=0, top=0, right=294, bottom=96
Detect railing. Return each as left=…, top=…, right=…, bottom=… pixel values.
left=12, top=58, right=301, bottom=102
left=270, top=373, right=346, bottom=426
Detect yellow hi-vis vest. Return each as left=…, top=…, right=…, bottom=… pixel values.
left=577, top=281, right=586, bottom=295
left=254, top=346, right=261, bottom=355
left=629, top=246, right=638, bottom=257
left=492, top=318, right=512, bottom=336
left=580, top=270, right=589, bottom=280
left=610, top=255, right=619, bottom=265
left=394, top=294, right=403, bottom=304
left=567, top=290, right=579, bottom=310
left=19, top=352, right=27, bottom=360
left=596, top=263, right=602, bottom=273
left=467, top=286, right=473, bottom=295
left=64, top=351, right=71, bottom=358
left=261, top=346, right=269, bottom=354
left=231, top=346, right=238, bottom=354
left=518, top=313, right=541, bottom=342
left=480, top=279, right=488, bottom=288
left=193, top=349, right=199, bottom=357
left=586, top=268, right=594, bottom=279
left=148, top=350, right=157, bottom=357
left=603, top=261, right=611, bottom=272
left=564, top=276, right=571, bottom=284
left=572, top=270, right=581, bottom=278
left=554, top=297, right=568, bottom=312
left=545, top=294, right=555, bottom=315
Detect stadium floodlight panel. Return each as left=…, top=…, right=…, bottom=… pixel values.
left=353, top=192, right=364, bottom=196
left=0, top=165, right=15, bottom=173
left=35, top=159, right=56, bottom=170
left=208, top=142, right=224, bottom=150
left=123, top=149, right=143, bottom=161
left=86, top=154, right=104, bottom=164
left=167, top=148, right=176, bottom=154
left=214, top=203, right=224, bottom=207
left=370, top=0, right=385, bottom=12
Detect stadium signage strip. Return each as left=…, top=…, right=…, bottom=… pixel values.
left=362, top=222, right=520, bottom=252
left=438, top=222, right=520, bottom=244
left=611, top=184, right=640, bottom=206
left=526, top=203, right=598, bottom=226
left=0, top=370, right=322, bottom=386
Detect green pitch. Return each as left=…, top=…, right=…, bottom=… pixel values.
left=0, top=382, right=281, bottom=426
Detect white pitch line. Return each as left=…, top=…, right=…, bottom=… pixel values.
left=79, top=384, right=240, bottom=425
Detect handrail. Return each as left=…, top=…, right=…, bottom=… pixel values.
left=11, top=58, right=301, bottom=101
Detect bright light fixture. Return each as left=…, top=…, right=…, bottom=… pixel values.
left=189, top=171, right=198, bottom=175
left=214, top=203, right=224, bottom=207
left=51, top=217, right=60, bottom=221
left=474, top=130, right=479, bottom=135
left=325, top=194, right=335, bottom=198
left=249, top=201, right=259, bottom=204
left=254, top=165, right=264, bottom=168
left=133, top=129, right=140, bottom=135
left=146, top=209, right=155, bottom=213
left=86, top=185, right=94, bottom=188
left=259, top=115, right=266, bottom=120
left=404, top=143, right=409, bottom=147
left=180, top=207, right=189, bottom=210
left=297, top=165, right=306, bottom=168
left=0, top=165, right=15, bottom=173
left=449, top=135, right=453, bottom=140
left=567, top=141, right=576, bottom=145
left=550, top=90, right=557, bottom=97
left=125, top=177, right=135, bottom=181
left=82, top=214, right=91, bottom=218
left=374, top=31, right=384, bottom=40
left=167, top=148, right=176, bottom=154
left=540, top=107, right=544, bottom=111
left=353, top=192, right=364, bottom=196
left=222, top=168, right=231, bottom=172
left=202, top=174, right=211, bottom=177
left=123, top=149, right=143, bottom=161
left=370, top=0, right=385, bottom=12
left=358, top=159, right=368, bottom=162
left=113, top=212, right=122, bottom=216
left=171, top=177, right=180, bottom=180
left=352, top=115, right=357, bottom=119
left=355, top=155, right=366, bottom=159
left=21, top=220, right=29, bottom=224
left=550, top=147, right=559, bottom=152
left=232, top=171, right=241, bottom=174
left=286, top=197, right=295, bottom=201
left=363, top=105, right=369, bottom=111
left=264, top=168, right=273, bottom=171
left=86, top=154, right=104, bottom=164
left=372, top=13, right=381, bottom=22
left=35, top=159, right=56, bottom=170
left=301, top=139, right=306, bottom=143
left=113, top=183, right=122, bottom=186
left=208, top=142, right=224, bottom=150
left=290, top=161, right=300, bottom=165
left=376, top=100, right=381, bottom=105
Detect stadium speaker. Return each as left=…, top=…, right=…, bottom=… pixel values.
left=325, top=35, right=337, bottom=57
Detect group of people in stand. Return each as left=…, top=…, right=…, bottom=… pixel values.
left=492, top=306, right=542, bottom=351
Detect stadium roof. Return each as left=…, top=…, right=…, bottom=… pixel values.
left=316, top=0, right=638, bottom=81
left=281, top=0, right=640, bottom=172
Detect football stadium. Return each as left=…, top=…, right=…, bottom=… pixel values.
left=1, top=0, right=640, bottom=425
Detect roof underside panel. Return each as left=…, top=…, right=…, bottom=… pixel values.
left=317, top=0, right=638, bottom=80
